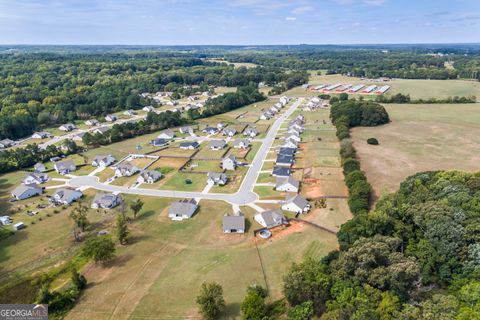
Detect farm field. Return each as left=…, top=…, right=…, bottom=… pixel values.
left=66, top=199, right=339, bottom=319
left=351, top=103, right=480, bottom=199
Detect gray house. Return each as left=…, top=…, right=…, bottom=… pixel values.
left=254, top=210, right=286, bottom=229
left=105, top=114, right=117, bottom=122
left=59, top=123, right=76, bottom=132
left=50, top=188, right=83, bottom=205
left=85, top=119, right=100, bottom=126
left=168, top=199, right=198, bottom=221
left=180, top=126, right=194, bottom=134
left=34, top=162, right=47, bottom=172
left=11, top=184, right=43, bottom=201
left=282, top=195, right=311, bottom=213
left=202, top=127, right=217, bottom=135
left=0, top=139, right=14, bottom=149
left=92, top=155, right=115, bottom=167
left=157, top=130, right=175, bottom=140
left=92, top=126, right=110, bottom=134
left=275, top=176, right=300, bottom=193
left=151, top=138, right=168, bottom=147
left=54, top=160, right=76, bottom=175
left=115, top=163, right=139, bottom=177
left=137, top=170, right=162, bottom=184
left=221, top=155, right=237, bottom=171
left=180, top=141, right=200, bottom=150
left=91, top=193, right=122, bottom=209
left=233, top=139, right=250, bottom=149
left=244, top=127, right=258, bottom=137
left=32, top=131, right=52, bottom=139
left=207, top=172, right=228, bottom=186
left=209, top=140, right=227, bottom=150
left=23, top=172, right=49, bottom=185
left=222, top=127, right=237, bottom=137
left=272, top=166, right=291, bottom=177
left=223, top=212, right=245, bottom=233
left=275, top=154, right=294, bottom=167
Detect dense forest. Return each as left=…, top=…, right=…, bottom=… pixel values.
left=0, top=52, right=306, bottom=139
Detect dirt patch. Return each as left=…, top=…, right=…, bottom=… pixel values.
left=301, top=178, right=324, bottom=198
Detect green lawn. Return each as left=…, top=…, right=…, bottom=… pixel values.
left=160, top=172, right=208, bottom=192
left=186, top=160, right=223, bottom=173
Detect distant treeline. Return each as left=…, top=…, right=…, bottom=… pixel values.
left=376, top=93, right=477, bottom=104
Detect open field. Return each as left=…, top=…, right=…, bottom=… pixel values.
left=159, top=172, right=208, bottom=192
left=351, top=103, right=480, bottom=199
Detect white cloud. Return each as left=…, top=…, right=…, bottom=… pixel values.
left=286, top=17, right=297, bottom=21
left=292, top=6, right=313, bottom=14
left=332, top=0, right=387, bottom=5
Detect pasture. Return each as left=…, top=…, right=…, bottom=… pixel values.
left=351, top=103, right=480, bottom=199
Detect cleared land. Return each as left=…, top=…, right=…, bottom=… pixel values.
left=351, top=103, right=480, bottom=199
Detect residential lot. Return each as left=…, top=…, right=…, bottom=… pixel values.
left=351, top=103, right=480, bottom=199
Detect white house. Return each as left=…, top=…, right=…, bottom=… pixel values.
left=143, top=105, right=155, bottom=112
left=180, top=126, right=194, bottom=134
left=115, top=163, right=140, bottom=177
left=282, top=195, right=311, bottom=213
left=233, top=139, right=250, bottom=149
left=157, top=130, right=175, bottom=140
left=23, top=172, right=49, bottom=185
left=0, top=139, right=15, bottom=149
left=31, top=132, right=52, bottom=139
left=105, top=114, right=117, bottom=122
left=11, top=184, right=43, bottom=201
left=281, top=139, right=298, bottom=149
left=92, top=126, right=110, bottom=135
left=168, top=199, right=198, bottom=221
left=221, top=155, right=237, bottom=171
left=137, top=170, right=162, bottom=184
left=34, top=162, right=47, bottom=172
left=50, top=188, right=83, bottom=205
left=284, top=132, right=301, bottom=143
left=123, top=109, right=137, bottom=116
left=254, top=210, right=286, bottom=229
left=222, top=128, right=237, bottom=137
left=244, top=127, right=258, bottom=138
left=207, top=172, right=228, bottom=186
left=92, top=155, right=115, bottom=167
left=85, top=119, right=100, bottom=126
left=59, top=123, right=76, bottom=132
left=202, top=127, right=217, bottom=135
left=91, top=193, right=122, bottom=209
left=275, top=176, right=300, bottom=193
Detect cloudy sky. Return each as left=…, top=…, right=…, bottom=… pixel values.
left=0, top=0, right=479, bottom=45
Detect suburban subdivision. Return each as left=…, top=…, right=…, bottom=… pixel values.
left=1, top=40, right=480, bottom=320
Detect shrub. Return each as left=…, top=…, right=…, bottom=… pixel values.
left=343, top=158, right=360, bottom=175
left=340, top=139, right=356, bottom=159
left=345, top=170, right=367, bottom=189
left=367, top=138, right=379, bottom=145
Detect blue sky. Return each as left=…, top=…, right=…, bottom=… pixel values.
left=0, top=0, right=479, bottom=45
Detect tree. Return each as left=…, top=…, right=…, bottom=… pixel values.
left=116, top=214, right=129, bottom=245
left=82, top=236, right=116, bottom=266
left=241, top=285, right=268, bottom=320
left=287, top=301, right=314, bottom=320
left=196, top=282, right=225, bottom=320
left=70, top=202, right=89, bottom=241
left=130, top=198, right=144, bottom=219
left=71, top=269, right=87, bottom=290
left=36, top=284, right=51, bottom=304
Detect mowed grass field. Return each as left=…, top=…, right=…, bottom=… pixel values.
left=351, top=103, right=480, bottom=199
left=66, top=199, right=339, bottom=319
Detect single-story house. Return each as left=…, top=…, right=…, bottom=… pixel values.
left=115, top=163, right=139, bottom=177
left=233, top=139, right=250, bottom=149
left=180, top=141, right=200, bottom=150
left=278, top=147, right=296, bottom=157
left=32, top=131, right=52, bottom=139
left=168, top=199, right=198, bottom=221
left=207, top=172, right=228, bottom=186
left=23, top=172, right=49, bottom=185
left=244, top=127, right=258, bottom=138
left=157, top=130, right=175, bottom=140
left=72, top=132, right=86, bottom=141
left=259, top=112, right=272, bottom=120
left=284, top=133, right=301, bottom=143
left=216, top=122, right=226, bottom=130
left=221, top=155, right=237, bottom=171
left=209, top=139, right=227, bottom=150
left=281, top=139, right=298, bottom=149
left=50, top=188, right=83, bottom=205
left=202, top=127, right=218, bottom=135
left=59, top=123, right=76, bottom=132
left=34, top=162, right=47, bottom=172
left=0, top=139, right=15, bottom=149
left=166, top=100, right=179, bottom=106
left=275, top=176, right=300, bottom=193
left=54, top=160, right=76, bottom=175
left=105, top=114, right=117, bottom=122
left=282, top=195, right=311, bottom=213
left=151, top=138, right=168, bottom=147
left=272, top=166, right=291, bottom=177
left=92, top=155, right=115, bottom=167
left=11, top=184, right=43, bottom=201
left=143, top=105, right=155, bottom=112
left=276, top=154, right=294, bottom=167
left=92, top=126, right=110, bottom=135
left=222, top=128, right=237, bottom=137
left=124, top=109, right=137, bottom=116
left=223, top=213, right=245, bottom=233
left=0, top=216, right=12, bottom=225
left=137, top=170, right=162, bottom=184
left=13, top=222, right=26, bottom=231
left=85, top=119, right=100, bottom=126
left=254, top=210, right=286, bottom=229
left=180, top=126, right=194, bottom=134
left=91, top=193, right=122, bottom=209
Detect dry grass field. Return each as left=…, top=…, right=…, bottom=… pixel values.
left=351, top=103, right=480, bottom=199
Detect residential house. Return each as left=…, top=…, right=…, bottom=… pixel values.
left=54, top=160, right=76, bottom=175
left=221, top=155, right=237, bottom=171
left=188, top=96, right=199, bottom=101
left=72, top=132, right=86, bottom=141
left=207, top=172, right=228, bottom=186
left=143, top=105, right=155, bottom=112
left=202, top=127, right=217, bottom=135
left=91, top=193, right=122, bottom=209
left=50, top=188, right=83, bottom=205
left=254, top=210, right=286, bottom=229
left=275, top=176, right=300, bottom=193
left=222, top=128, right=237, bottom=137
left=284, top=132, right=301, bottom=143
left=31, top=132, right=52, bottom=139
left=223, top=212, right=245, bottom=233
left=11, top=184, right=43, bottom=201
left=137, top=170, right=162, bottom=184
left=168, top=199, right=198, bottom=221
left=151, top=138, right=168, bottom=147
left=282, top=195, right=311, bottom=213
left=157, top=130, right=175, bottom=140
left=124, top=109, right=137, bottom=116
left=209, top=140, right=227, bottom=150
left=34, top=162, right=47, bottom=172
left=270, top=106, right=280, bottom=113
left=243, top=127, right=258, bottom=138
left=180, top=126, right=194, bottom=134
left=92, top=155, right=115, bottom=167
left=281, top=139, right=298, bottom=149
left=58, top=123, right=76, bottom=132
left=180, top=141, right=200, bottom=150
left=216, top=122, right=226, bottom=130
left=202, top=91, right=212, bottom=97
left=92, top=126, right=110, bottom=135
left=0, top=139, right=15, bottom=149
left=280, top=96, right=290, bottom=105
left=259, top=113, right=270, bottom=121
left=105, top=114, right=117, bottom=122
left=23, top=172, right=49, bottom=185
left=166, top=100, right=179, bottom=106
left=115, top=163, right=139, bottom=177
left=13, top=222, right=26, bottom=231
left=272, top=166, right=291, bottom=177
left=276, top=154, right=294, bottom=167
left=0, top=216, right=12, bottom=225
left=233, top=139, right=250, bottom=149
left=278, top=147, right=296, bottom=157
left=85, top=119, right=100, bottom=126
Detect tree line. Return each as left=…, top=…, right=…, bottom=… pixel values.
left=376, top=93, right=477, bottom=104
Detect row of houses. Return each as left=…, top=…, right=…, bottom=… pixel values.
left=302, top=97, right=329, bottom=112
left=259, top=96, right=290, bottom=121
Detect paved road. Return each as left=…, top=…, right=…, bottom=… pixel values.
left=68, top=98, right=303, bottom=205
